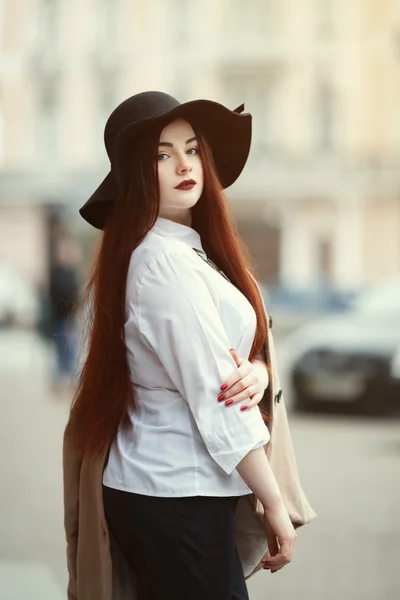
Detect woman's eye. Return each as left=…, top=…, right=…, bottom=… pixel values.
left=187, top=147, right=199, bottom=156
left=158, top=153, right=169, bottom=161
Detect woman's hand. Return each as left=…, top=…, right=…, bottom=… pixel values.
left=261, top=504, right=297, bottom=573
left=235, top=447, right=296, bottom=575
left=218, top=348, right=269, bottom=410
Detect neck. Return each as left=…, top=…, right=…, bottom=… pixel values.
left=158, top=208, right=192, bottom=228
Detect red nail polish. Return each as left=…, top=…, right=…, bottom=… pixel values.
left=225, top=399, right=233, bottom=406
left=220, top=383, right=228, bottom=391
left=218, top=394, right=225, bottom=402
left=240, top=405, right=248, bottom=411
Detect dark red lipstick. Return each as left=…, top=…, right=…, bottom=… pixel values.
left=175, top=179, right=196, bottom=191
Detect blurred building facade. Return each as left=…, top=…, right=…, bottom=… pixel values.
left=0, top=0, right=400, bottom=291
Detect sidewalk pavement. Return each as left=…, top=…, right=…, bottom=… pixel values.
left=0, top=330, right=399, bottom=599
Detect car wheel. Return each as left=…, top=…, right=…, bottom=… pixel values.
left=352, top=390, right=394, bottom=417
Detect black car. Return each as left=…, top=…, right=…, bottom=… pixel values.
left=389, top=344, right=400, bottom=397
left=288, top=278, right=400, bottom=415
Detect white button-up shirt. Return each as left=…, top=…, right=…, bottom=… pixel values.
left=103, top=216, right=270, bottom=497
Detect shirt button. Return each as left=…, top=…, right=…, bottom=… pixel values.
left=268, top=315, right=273, bottom=329
left=275, top=389, right=282, bottom=403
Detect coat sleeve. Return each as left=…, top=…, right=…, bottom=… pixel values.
left=63, top=421, right=82, bottom=600
left=129, top=249, right=270, bottom=475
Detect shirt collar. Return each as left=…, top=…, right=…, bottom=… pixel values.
left=152, top=216, right=204, bottom=251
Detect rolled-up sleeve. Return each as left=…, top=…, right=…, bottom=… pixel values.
left=133, top=249, right=270, bottom=475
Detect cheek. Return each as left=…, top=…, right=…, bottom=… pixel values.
left=197, top=159, right=204, bottom=190
left=157, top=165, right=168, bottom=196
left=193, top=154, right=203, bottom=177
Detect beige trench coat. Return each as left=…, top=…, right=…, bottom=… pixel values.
left=63, top=313, right=317, bottom=600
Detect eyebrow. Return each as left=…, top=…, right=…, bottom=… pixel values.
left=158, top=136, right=197, bottom=148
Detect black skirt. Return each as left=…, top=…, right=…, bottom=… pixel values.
left=103, top=485, right=249, bottom=600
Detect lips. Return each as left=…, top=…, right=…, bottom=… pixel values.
left=175, top=179, right=196, bottom=191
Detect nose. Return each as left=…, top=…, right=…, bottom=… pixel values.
left=176, top=155, right=192, bottom=176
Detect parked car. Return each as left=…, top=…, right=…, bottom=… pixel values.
left=389, top=344, right=400, bottom=406
left=390, top=345, right=400, bottom=380
left=261, top=283, right=357, bottom=336
left=263, top=283, right=355, bottom=315
left=287, top=278, right=400, bottom=415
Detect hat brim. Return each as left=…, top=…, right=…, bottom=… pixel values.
left=79, top=170, right=118, bottom=230
left=80, top=99, right=252, bottom=229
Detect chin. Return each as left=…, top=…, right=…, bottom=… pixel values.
left=163, top=195, right=201, bottom=210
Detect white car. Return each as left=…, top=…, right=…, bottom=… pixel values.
left=286, top=277, right=400, bottom=415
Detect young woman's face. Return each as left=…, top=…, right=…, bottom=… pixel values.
left=157, top=119, right=204, bottom=220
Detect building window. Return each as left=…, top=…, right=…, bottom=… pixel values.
left=223, top=70, right=278, bottom=153
left=38, top=76, right=60, bottom=165
left=99, top=72, right=118, bottom=120
left=0, top=2, right=3, bottom=48
left=315, top=82, right=335, bottom=151
left=96, top=72, right=119, bottom=159
left=171, top=76, right=190, bottom=103
left=99, top=0, right=119, bottom=43
left=0, top=105, right=4, bottom=166
left=316, top=0, right=334, bottom=37
left=40, top=0, right=60, bottom=46
left=228, top=0, right=277, bottom=36
left=170, top=0, right=190, bottom=45
left=316, top=237, right=333, bottom=283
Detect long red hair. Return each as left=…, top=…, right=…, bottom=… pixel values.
left=69, top=120, right=269, bottom=459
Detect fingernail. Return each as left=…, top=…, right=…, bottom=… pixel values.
left=220, top=383, right=228, bottom=391
left=240, top=405, right=248, bottom=411
left=225, top=400, right=233, bottom=406
left=218, top=394, right=225, bottom=402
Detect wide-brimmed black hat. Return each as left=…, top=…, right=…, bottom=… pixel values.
left=79, top=91, right=252, bottom=229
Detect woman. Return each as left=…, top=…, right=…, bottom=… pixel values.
left=64, top=92, right=311, bottom=600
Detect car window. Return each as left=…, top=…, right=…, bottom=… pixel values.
left=350, top=279, right=400, bottom=320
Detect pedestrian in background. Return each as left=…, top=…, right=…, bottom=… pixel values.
left=49, top=238, right=80, bottom=392
left=63, top=91, right=315, bottom=600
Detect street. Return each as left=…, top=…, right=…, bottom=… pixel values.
left=0, top=330, right=399, bottom=599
